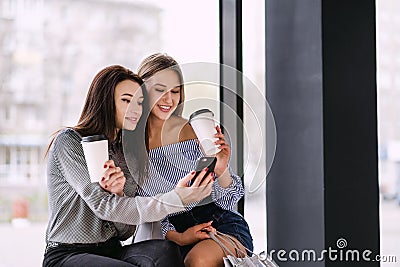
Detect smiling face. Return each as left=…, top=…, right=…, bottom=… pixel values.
left=146, top=69, right=181, bottom=121
left=114, top=79, right=144, bottom=131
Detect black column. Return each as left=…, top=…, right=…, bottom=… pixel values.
left=265, top=0, right=325, bottom=266
left=266, top=0, right=379, bottom=266
left=219, top=0, right=244, bottom=214
left=322, top=1, right=379, bottom=266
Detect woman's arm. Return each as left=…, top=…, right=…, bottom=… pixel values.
left=212, top=167, right=245, bottom=209
left=161, top=217, right=176, bottom=238
left=165, top=221, right=215, bottom=246
left=113, top=222, right=136, bottom=240
left=181, top=124, right=245, bottom=209
left=52, top=129, right=187, bottom=225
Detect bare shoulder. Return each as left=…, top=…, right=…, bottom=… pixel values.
left=169, top=116, right=197, bottom=142
left=168, top=115, right=188, bottom=127
left=179, top=122, right=197, bottom=142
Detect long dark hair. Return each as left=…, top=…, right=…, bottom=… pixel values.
left=47, top=65, right=149, bottom=180
left=137, top=53, right=185, bottom=116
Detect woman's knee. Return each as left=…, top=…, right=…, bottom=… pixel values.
left=184, top=252, right=221, bottom=267
left=184, top=242, right=224, bottom=267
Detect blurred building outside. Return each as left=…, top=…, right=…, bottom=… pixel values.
left=377, top=0, right=400, bottom=204
left=0, top=0, right=398, bottom=266
left=0, top=0, right=163, bottom=223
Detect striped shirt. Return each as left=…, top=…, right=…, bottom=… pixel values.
left=45, top=128, right=185, bottom=244
left=136, top=139, right=245, bottom=236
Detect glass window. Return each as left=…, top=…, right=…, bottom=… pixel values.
left=377, top=0, right=400, bottom=265
left=243, top=0, right=268, bottom=253
left=0, top=1, right=218, bottom=266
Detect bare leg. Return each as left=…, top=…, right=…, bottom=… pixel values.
left=184, top=235, right=247, bottom=267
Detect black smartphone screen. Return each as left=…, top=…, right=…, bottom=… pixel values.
left=190, top=156, right=217, bottom=185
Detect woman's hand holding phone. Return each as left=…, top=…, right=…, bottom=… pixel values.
left=174, top=168, right=214, bottom=205
left=192, top=156, right=217, bottom=184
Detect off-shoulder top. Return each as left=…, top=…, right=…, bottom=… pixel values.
left=136, top=139, right=245, bottom=236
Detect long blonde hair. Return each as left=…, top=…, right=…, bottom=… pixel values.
left=137, top=53, right=185, bottom=116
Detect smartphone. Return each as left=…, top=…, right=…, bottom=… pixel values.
left=189, top=156, right=217, bottom=185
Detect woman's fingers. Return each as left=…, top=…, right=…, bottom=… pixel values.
left=174, top=170, right=214, bottom=205
left=217, top=144, right=230, bottom=151
left=177, top=170, right=197, bottom=187
left=216, top=125, right=222, bottom=134
left=214, top=133, right=225, bottom=142
left=214, top=139, right=226, bottom=146
left=190, top=167, right=209, bottom=187
left=198, top=221, right=213, bottom=229
left=108, top=180, right=125, bottom=193
left=214, top=126, right=231, bottom=155
left=201, top=226, right=217, bottom=236
left=107, top=172, right=125, bottom=187
left=103, top=159, right=115, bottom=169
left=98, top=162, right=126, bottom=196
left=100, top=166, right=125, bottom=187
left=98, top=160, right=116, bottom=182
left=196, top=222, right=215, bottom=238
left=103, top=166, right=121, bottom=180
left=198, top=172, right=214, bottom=187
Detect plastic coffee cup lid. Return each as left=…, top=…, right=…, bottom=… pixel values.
left=81, top=134, right=107, bottom=143
left=189, top=109, right=214, bottom=122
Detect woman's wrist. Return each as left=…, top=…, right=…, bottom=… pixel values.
left=215, top=169, right=233, bottom=188
left=165, top=230, right=183, bottom=246
left=214, top=166, right=228, bottom=178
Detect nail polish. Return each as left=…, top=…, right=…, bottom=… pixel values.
left=104, top=164, right=107, bottom=168
left=101, top=177, right=105, bottom=182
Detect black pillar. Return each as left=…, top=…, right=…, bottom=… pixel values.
left=220, top=0, right=244, bottom=214
left=266, top=0, right=379, bottom=266
left=322, top=1, right=380, bottom=266
left=265, top=0, right=325, bottom=266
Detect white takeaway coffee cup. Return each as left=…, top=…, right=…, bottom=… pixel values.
left=81, top=135, right=109, bottom=183
left=189, top=109, right=221, bottom=156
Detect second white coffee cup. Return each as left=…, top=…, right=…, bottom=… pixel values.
left=189, top=109, right=221, bottom=156
left=81, top=134, right=109, bottom=183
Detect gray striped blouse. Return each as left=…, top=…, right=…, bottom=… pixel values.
left=45, top=128, right=185, bottom=244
